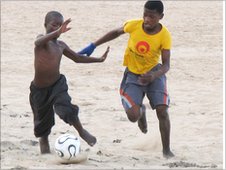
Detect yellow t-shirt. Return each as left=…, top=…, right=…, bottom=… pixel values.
left=123, top=19, right=172, bottom=74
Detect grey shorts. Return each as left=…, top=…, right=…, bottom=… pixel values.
left=120, top=64, right=170, bottom=110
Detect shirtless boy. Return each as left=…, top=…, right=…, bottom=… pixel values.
left=29, top=11, right=109, bottom=153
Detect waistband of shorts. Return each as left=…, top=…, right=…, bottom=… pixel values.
left=126, top=68, right=141, bottom=76
left=30, top=74, right=65, bottom=90
left=126, top=64, right=161, bottom=76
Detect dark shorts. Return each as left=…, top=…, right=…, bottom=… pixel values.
left=120, top=64, right=170, bottom=110
left=29, top=74, right=79, bottom=137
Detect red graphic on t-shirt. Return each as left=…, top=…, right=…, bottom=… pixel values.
left=136, top=41, right=150, bottom=54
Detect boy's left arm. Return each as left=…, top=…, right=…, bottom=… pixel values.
left=62, top=42, right=110, bottom=63
left=138, top=49, right=170, bottom=84
left=155, top=49, right=170, bottom=77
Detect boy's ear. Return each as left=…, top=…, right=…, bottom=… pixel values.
left=160, top=13, right=164, bottom=19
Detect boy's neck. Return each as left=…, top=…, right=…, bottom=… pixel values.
left=49, top=37, right=58, bottom=43
left=52, top=38, right=58, bottom=42
left=143, top=23, right=162, bottom=35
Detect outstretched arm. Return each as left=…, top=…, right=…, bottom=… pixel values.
left=78, top=27, right=124, bottom=56
left=63, top=42, right=110, bottom=63
left=34, top=18, right=71, bottom=47
left=93, top=27, right=125, bottom=47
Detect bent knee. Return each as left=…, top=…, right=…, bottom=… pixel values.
left=126, top=105, right=141, bottom=122
left=127, top=114, right=139, bottom=122
left=156, top=105, right=169, bottom=119
left=54, top=104, right=79, bottom=124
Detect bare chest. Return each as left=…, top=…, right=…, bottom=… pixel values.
left=35, top=41, right=64, bottom=63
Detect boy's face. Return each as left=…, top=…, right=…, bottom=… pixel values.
left=143, top=8, right=163, bottom=31
left=45, top=16, right=63, bottom=34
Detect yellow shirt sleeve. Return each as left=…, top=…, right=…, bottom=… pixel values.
left=123, top=19, right=140, bottom=33
left=161, top=29, right=172, bottom=50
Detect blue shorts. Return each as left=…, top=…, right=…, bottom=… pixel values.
left=120, top=64, right=170, bottom=110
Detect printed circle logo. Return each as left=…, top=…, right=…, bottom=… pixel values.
left=136, top=41, right=150, bottom=54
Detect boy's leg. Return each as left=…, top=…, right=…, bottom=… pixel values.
left=156, top=105, right=174, bottom=158
left=39, top=136, right=50, bottom=154
left=120, top=69, right=147, bottom=133
left=138, top=104, right=147, bottom=133
left=54, top=102, right=97, bottom=147
left=125, top=104, right=147, bottom=133
left=121, top=85, right=147, bottom=133
left=146, top=64, right=174, bottom=157
left=71, top=116, right=97, bottom=146
left=30, top=82, right=55, bottom=154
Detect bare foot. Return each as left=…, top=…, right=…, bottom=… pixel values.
left=163, top=150, right=175, bottom=159
left=39, top=137, right=50, bottom=154
left=79, top=129, right=97, bottom=146
left=138, top=105, right=148, bottom=134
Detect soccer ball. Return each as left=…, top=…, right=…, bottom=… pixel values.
left=54, top=134, right=81, bottom=160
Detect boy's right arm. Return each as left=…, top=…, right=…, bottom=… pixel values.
left=78, top=27, right=124, bottom=56
left=34, top=31, right=60, bottom=47
left=34, top=18, right=71, bottom=47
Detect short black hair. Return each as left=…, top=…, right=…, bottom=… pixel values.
left=45, top=11, right=63, bottom=24
left=144, top=1, right=164, bottom=14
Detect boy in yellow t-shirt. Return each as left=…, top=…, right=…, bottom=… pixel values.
left=79, top=0, right=174, bottom=158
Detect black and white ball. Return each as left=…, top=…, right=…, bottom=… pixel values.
left=55, top=134, right=81, bottom=160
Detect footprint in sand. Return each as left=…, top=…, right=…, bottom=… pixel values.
left=20, top=139, right=38, bottom=146
left=10, top=165, right=28, bottom=170
left=101, top=86, right=111, bottom=91
left=1, top=141, right=20, bottom=152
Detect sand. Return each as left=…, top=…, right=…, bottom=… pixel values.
left=1, top=1, right=224, bottom=169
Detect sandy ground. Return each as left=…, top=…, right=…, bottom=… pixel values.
left=1, top=1, right=224, bottom=169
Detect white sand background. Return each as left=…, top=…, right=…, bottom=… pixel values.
left=1, top=1, right=224, bottom=169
